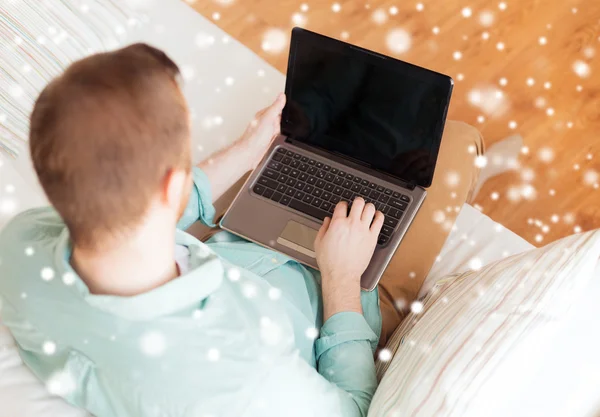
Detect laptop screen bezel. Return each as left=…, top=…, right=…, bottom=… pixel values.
left=282, top=27, right=454, bottom=188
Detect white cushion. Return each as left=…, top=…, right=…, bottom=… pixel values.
left=370, top=230, right=600, bottom=417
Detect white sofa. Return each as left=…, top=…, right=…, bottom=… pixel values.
left=0, top=0, right=541, bottom=415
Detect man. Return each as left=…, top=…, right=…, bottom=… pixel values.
left=0, top=44, right=483, bottom=417
left=0, top=44, right=383, bottom=417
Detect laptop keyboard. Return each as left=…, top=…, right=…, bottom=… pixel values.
left=250, top=147, right=412, bottom=246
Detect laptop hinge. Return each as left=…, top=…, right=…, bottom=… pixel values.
left=406, top=180, right=417, bottom=191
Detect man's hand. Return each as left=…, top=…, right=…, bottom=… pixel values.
left=314, top=197, right=384, bottom=321
left=239, top=93, right=286, bottom=169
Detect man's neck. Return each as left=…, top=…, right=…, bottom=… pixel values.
left=71, top=211, right=179, bottom=297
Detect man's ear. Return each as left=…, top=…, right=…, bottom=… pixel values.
left=161, top=168, right=189, bottom=211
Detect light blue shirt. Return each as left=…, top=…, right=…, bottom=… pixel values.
left=0, top=167, right=381, bottom=417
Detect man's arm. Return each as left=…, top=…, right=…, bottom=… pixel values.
left=198, top=94, right=285, bottom=202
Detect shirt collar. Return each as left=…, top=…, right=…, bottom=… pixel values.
left=53, top=228, right=223, bottom=321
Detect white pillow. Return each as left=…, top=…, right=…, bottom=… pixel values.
left=370, top=230, right=600, bottom=417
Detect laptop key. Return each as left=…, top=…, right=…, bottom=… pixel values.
left=307, top=159, right=316, bottom=165
left=338, top=170, right=346, bottom=177
left=384, top=217, right=399, bottom=228
left=293, top=153, right=302, bottom=159
left=389, top=199, right=408, bottom=211
left=322, top=191, right=332, bottom=201
left=294, top=182, right=305, bottom=190
left=321, top=201, right=332, bottom=211
left=330, top=195, right=341, bottom=205
left=312, top=198, right=323, bottom=207
left=323, top=165, right=331, bottom=171
left=342, top=180, right=353, bottom=188
left=263, top=188, right=274, bottom=199
left=354, top=176, right=362, bottom=183
left=312, top=188, right=323, bottom=197
left=290, top=160, right=300, bottom=168
left=301, top=156, right=308, bottom=162
left=290, top=169, right=300, bottom=178
left=276, top=148, right=286, bottom=154
left=267, top=161, right=282, bottom=171
left=325, top=173, right=335, bottom=182
left=299, top=163, right=309, bottom=172
left=282, top=157, right=292, bottom=165
left=316, top=170, right=326, bottom=179
left=379, top=194, right=390, bottom=204
left=369, top=190, right=380, bottom=199
left=330, top=167, right=339, bottom=174
left=288, top=199, right=329, bottom=221
left=276, top=183, right=287, bottom=193
left=307, top=177, right=316, bottom=185
left=307, top=167, right=318, bottom=175
left=381, top=225, right=393, bottom=236
left=253, top=184, right=266, bottom=195
left=361, top=179, right=369, bottom=186
left=271, top=192, right=283, bottom=203
left=342, top=190, right=353, bottom=199
left=316, top=179, right=326, bottom=188
left=294, top=191, right=305, bottom=200
left=360, top=186, right=371, bottom=195
left=377, top=185, right=384, bottom=192
left=333, top=186, right=343, bottom=195
left=378, top=235, right=389, bottom=245
left=333, top=176, right=344, bottom=185
left=381, top=205, right=390, bottom=214
left=304, top=184, right=314, bottom=194
left=280, top=196, right=291, bottom=206
left=281, top=166, right=291, bottom=175
left=258, top=176, right=278, bottom=189
left=278, top=174, right=288, bottom=183
left=272, top=153, right=283, bottom=162
left=400, top=195, right=410, bottom=203
left=315, top=162, right=323, bottom=168
left=285, top=188, right=295, bottom=197
left=346, top=173, right=354, bottom=180
left=392, top=191, right=401, bottom=198
left=369, top=182, right=377, bottom=189
left=303, top=194, right=313, bottom=203
left=384, top=188, right=392, bottom=195
left=285, top=150, right=294, bottom=157
left=388, top=208, right=403, bottom=219
left=299, top=173, right=308, bottom=182
left=351, top=183, right=361, bottom=192
left=264, top=168, right=278, bottom=179
left=324, top=183, right=334, bottom=192
left=286, top=178, right=297, bottom=187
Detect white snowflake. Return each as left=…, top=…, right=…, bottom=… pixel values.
left=224, top=76, right=235, bottom=86
left=41, top=267, right=55, bottom=281
left=453, top=51, right=462, bottom=60
left=539, top=36, right=547, bottom=45
left=24, top=246, right=35, bottom=256
left=331, top=3, right=341, bottom=13
left=227, top=267, right=241, bottom=281
left=140, top=331, right=166, bottom=357
left=386, top=28, right=412, bottom=54
left=461, top=7, right=472, bottom=18
left=479, top=10, right=495, bottom=27
left=268, top=287, right=282, bottom=300
left=378, top=348, right=392, bottom=361
left=62, top=272, right=76, bottom=286
left=432, top=210, right=446, bottom=224
left=291, top=13, right=307, bottom=26
left=537, top=146, right=555, bottom=163
left=42, top=340, right=57, bottom=355
left=261, top=28, right=287, bottom=54
left=242, top=282, right=257, bottom=298
left=305, top=327, right=319, bottom=340
left=445, top=171, right=461, bottom=187
left=194, top=32, right=215, bottom=49
left=46, top=370, right=76, bottom=396
left=573, top=60, right=591, bottom=78
left=410, top=301, right=424, bottom=314
left=583, top=170, right=599, bottom=186
left=371, top=8, right=388, bottom=25
left=416, top=3, right=424, bottom=11
left=469, top=258, right=483, bottom=271
left=207, top=348, right=220, bottom=361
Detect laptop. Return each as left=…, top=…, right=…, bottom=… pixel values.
left=221, top=27, right=453, bottom=291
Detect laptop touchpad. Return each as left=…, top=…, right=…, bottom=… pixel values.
left=277, top=220, right=318, bottom=258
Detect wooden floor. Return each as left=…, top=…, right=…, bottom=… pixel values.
left=187, top=0, right=600, bottom=245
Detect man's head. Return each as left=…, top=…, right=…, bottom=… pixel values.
left=30, top=43, right=191, bottom=249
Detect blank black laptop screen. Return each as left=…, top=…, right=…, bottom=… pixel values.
left=282, top=28, right=452, bottom=188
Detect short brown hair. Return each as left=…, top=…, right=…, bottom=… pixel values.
left=30, top=43, right=191, bottom=248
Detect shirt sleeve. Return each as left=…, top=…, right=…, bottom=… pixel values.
left=256, top=313, right=378, bottom=417
left=313, top=311, right=379, bottom=416
left=177, top=167, right=217, bottom=230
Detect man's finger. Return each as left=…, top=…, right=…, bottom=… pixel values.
left=332, top=201, right=348, bottom=220
left=315, top=217, right=331, bottom=244
left=361, top=202, right=376, bottom=224
left=266, top=93, right=286, bottom=117
left=370, top=211, right=385, bottom=234
left=349, top=197, right=365, bottom=220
